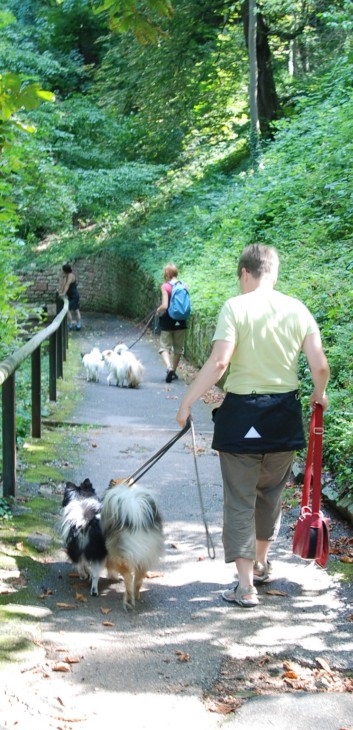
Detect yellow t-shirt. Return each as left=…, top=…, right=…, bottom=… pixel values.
left=213, top=288, right=318, bottom=394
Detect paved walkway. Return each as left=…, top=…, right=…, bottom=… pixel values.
left=2, top=313, right=353, bottom=730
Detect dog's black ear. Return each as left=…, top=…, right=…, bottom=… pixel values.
left=81, top=478, right=93, bottom=489
left=80, top=478, right=96, bottom=496
left=62, top=481, right=78, bottom=507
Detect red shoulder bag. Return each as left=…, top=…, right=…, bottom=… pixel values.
left=292, top=404, right=330, bottom=568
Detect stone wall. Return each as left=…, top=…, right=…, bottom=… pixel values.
left=19, top=252, right=216, bottom=367
left=20, top=253, right=159, bottom=317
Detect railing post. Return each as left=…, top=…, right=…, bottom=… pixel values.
left=62, top=320, right=67, bottom=362
left=32, top=346, right=41, bottom=438
left=2, top=374, right=16, bottom=497
left=49, top=332, right=57, bottom=401
left=57, top=328, right=63, bottom=378
left=56, top=293, right=66, bottom=367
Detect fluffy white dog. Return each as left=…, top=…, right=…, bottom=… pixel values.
left=113, top=343, right=144, bottom=388
left=81, top=347, right=105, bottom=382
left=102, top=349, right=129, bottom=387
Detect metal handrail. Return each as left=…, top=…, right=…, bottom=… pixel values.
left=0, top=296, right=69, bottom=498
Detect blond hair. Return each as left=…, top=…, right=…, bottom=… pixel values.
left=163, top=263, right=178, bottom=281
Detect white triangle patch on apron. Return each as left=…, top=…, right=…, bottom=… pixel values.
left=244, top=426, right=262, bottom=438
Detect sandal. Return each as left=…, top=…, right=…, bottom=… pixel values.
left=222, top=583, right=259, bottom=608
left=253, top=560, right=273, bottom=584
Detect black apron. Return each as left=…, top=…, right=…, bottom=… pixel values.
left=212, top=390, right=305, bottom=454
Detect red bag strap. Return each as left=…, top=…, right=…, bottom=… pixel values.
left=301, top=404, right=324, bottom=513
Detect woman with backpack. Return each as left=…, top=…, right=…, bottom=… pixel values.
left=156, top=263, right=191, bottom=383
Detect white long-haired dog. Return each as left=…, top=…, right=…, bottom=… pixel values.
left=113, top=343, right=144, bottom=388
left=59, top=477, right=164, bottom=608
left=59, top=479, right=108, bottom=596
left=101, top=349, right=129, bottom=387
left=81, top=347, right=105, bottom=382
left=101, top=478, right=164, bottom=609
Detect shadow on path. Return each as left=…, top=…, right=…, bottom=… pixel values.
left=2, top=312, right=353, bottom=730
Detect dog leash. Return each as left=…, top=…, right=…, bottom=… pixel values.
left=127, top=310, right=156, bottom=350
left=119, top=420, right=192, bottom=486
left=189, top=418, right=216, bottom=560
left=115, top=417, right=216, bottom=560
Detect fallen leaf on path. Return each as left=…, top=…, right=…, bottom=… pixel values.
left=282, top=670, right=299, bottom=679
left=56, top=602, right=79, bottom=610
left=102, top=621, right=115, bottom=627
left=258, top=655, right=271, bottom=666
left=75, top=592, right=87, bottom=602
left=176, top=650, right=191, bottom=662
left=265, top=589, right=289, bottom=596
left=64, top=656, right=81, bottom=664
left=206, top=696, right=241, bottom=714
left=100, top=607, right=112, bottom=615
left=52, top=662, right=72, bottom=672
left=283, top=660, right=297, bottom=671
left=68, top=571, right=79, bottom=577
left=316, top=657, right=331, bottom=672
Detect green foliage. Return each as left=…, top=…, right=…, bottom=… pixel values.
left=93, top=0, right=174, bottom=44
left=93, top=0, right=246, bottom=163
left=0, top=0, right=353, bottom=512
left=0, top=499, right=12, bottom=521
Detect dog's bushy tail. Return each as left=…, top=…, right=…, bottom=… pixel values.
left=101, top=482, right=162, bottom=535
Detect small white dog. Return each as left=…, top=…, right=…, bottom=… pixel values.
left=81, top=348, right=105, bottom=382
left=113, top=343, right=144, bottom=388
left=102, top=349, right=129, bottom=387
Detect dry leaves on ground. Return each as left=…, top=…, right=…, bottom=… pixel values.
left=330, top=536, right=353, bottom=562
left=176, top=650, right=191, bottom=662
left=205, top=654, right=353, bottom=714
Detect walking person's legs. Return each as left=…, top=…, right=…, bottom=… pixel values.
left=220, top=452, right=261, bottom=606
left=219, top=450, right=294, bottom=606
left=254, top=451, right=294, bottom=579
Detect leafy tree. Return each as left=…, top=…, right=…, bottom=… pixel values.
left=0, top=10, right=55, bottom=351
left=91, top=0, right=174, bottom=43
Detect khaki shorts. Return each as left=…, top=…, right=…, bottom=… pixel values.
left=159, top=329, right=186, bottom=356
left=219, top=451, right=294, bottom=563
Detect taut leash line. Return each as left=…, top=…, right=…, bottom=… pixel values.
left=127, top=310, right=156, bottom=350
left=111, top=417, right=216, bottom=559
left=190, top=418, right=216, bottom=560
left=118, top=420, right=192, bottom=486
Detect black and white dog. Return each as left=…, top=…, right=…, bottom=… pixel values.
left=59, top=477, right=164, bottom=608
left=60, top=479, right=107, bottom=596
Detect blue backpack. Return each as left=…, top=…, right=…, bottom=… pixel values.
left=168, top=281, right=191, bottom=321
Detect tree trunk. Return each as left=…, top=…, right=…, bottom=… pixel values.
left=248, top=0, right=259, bottom=161
left=241, top=1, right=279, bottom=138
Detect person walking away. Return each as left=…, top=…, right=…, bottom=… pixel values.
left=176, top=243, right=330, bottom=608
left=156, top=263, right=189, bottom=383
left=61, top=263, right=82, bottom=331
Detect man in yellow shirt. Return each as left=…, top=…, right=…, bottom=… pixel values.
left=177, top=243, right=329, bottom=608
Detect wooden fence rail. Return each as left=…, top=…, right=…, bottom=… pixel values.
left=0, top=296, right=69, bottom=498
